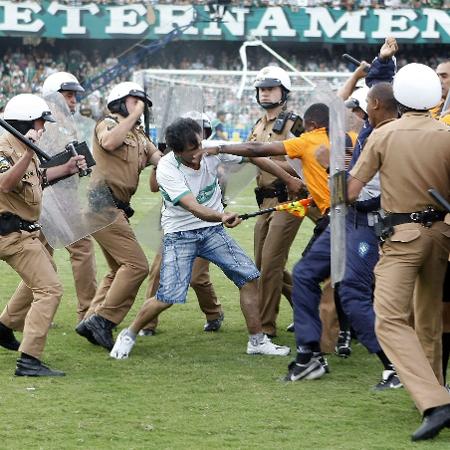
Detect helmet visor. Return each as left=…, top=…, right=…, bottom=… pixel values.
left=254, top=78, right=282, bottom=89
left=41, top=111, right=56, bottom=123
left=344, top=98, right=361, bottom=110
left=129, top=89, right=153, bottom=107
left=59, top=81, right=85, bottom=93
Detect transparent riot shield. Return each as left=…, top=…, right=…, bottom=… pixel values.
left=40, top=92, right=78, bottom=156
left=40, top=177, right=118, bottom=248
left=73, top=112, right=96, bottom=150
left=329, top=95, right=348, bottom=285
left=134, top=86, right=204, bottom=251
left=150, top=85, right=204, bottom=145
left=39, top=92, right=119, bottom=248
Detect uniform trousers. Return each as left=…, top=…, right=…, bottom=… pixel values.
left=141, top=253, right=223, bottom=331
left=254, top=197, right=302, bottom=336
left=8, top=233, right=97, bottom=322
left=374, top=221, right=450, bottom=413
left=0, top=230, right=63, bottom=359
left=292, top=210, right=381, bottom=353
left=85, top=212, right=148, bottom=325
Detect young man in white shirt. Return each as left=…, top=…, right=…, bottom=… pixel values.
left=110, top=117, right=303, bottom=359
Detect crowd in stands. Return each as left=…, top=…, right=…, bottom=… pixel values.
left=27, top=0, right=450, bottom=10
left=0, top=40, right=448, bottom=138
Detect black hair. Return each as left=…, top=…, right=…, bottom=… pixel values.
left=108, top=99, right=129, bottom=117
left=5, top=120, right=35, bottom=135
left=304, top=103, right=329, bottom=128
left=369, top=82, right=398, bottom=113
left=165, top=118, right=202, bottom=153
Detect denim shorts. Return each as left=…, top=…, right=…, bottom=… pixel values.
left=156, top=225, right=260, bottom=304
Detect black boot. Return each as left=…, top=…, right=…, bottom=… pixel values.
left=75, top=318, right=99, bottom=346
left=411, top=404, right=450, bottom=441
left=0, top=321, right=20, bottom=351
left=15, top=354, right=65, bottom=377
left=83, top=314, right=115, bottom=351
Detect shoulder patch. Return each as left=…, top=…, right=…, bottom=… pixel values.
left=0, top=156, right=11, bottom=173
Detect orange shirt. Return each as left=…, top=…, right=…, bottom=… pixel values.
left=283, top=127, right=330, bottom=214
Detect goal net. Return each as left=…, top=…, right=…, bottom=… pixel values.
left=133, top=69, right=350, bottom=143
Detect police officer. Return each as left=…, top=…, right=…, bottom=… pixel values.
left=250, top=66, right=313, bottom=339
left=7, top=72, right=97, bottom=322
left=348, top=63, right=450, bottom=441
left=0, top=94, right=87, bottom=376
left=76, top=82, right=161, bottom=351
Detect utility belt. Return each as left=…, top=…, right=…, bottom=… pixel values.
left=374, top=207, right=446, bottom=241
left=254, top=182, right=288, bottom=207
left=108, top=188, right=135, bottom=219
left=0, top=212, right=41, bottom=236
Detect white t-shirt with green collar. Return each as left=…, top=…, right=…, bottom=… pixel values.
left=156, top=151, right=243, bottom=234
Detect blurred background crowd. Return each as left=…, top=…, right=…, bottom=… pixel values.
left=12, top=0, right=449, bottom=9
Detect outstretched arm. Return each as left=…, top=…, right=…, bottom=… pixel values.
left=247, top=157, right=304, bottom=196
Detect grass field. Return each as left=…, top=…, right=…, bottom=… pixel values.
left=0, top=172, right=449, bottom=449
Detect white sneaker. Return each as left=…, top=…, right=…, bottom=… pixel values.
left=110, top=329, right=136, bottom=360
left=247, top=334, right=291, bottom=356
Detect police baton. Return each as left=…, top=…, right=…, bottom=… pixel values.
left=342, top=54, right=370, bottom=73
left=428, top=189, right=450, bottom=213
left=0, top=117, right=51, bottom=162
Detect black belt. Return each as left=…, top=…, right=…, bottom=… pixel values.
left=0, top=212, right=41, bottom=236
left=385, top=209, right=446, bottom=228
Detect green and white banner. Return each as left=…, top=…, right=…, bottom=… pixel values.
left=0, top=1, right=448, bottom=43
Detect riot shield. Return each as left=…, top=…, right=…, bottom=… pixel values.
left=39, top=92, right=119, bottom=248
left=40, top=177, right=118, bottom=249
left=134, top=86, right=204, bottom=251
left=150, top=85, right=203, bottom=145
left=329, top=95, right=348, bottom=285
left=73, top=111, right=96, bottom=149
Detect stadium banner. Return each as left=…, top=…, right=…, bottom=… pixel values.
left=0, top=2, right=448, bottom=43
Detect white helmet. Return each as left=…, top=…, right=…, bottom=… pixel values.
left=254, top=66, right=291, bottom=109
left=106, top=81, right=152, bottom=108
left=393, top=63, right=441, bottom=110
left=254, top=66, right=291, bottom=91
left=345, top=86, right=369, bottom=114
left=4, top=94, right=55, bottom=122
left=42, top=71, right=84, bottom=96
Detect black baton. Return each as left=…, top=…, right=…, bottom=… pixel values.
left=428, top=188, right=450, bottom=213
left=0, top=117, right=51, bottom=161
left=342, top=54, right=370, bottom=73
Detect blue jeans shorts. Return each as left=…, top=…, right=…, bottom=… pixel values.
left=156, top=225, right=260, bottom=304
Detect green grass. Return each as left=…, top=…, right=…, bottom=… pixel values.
left=1, top=172, right=449, bottom=449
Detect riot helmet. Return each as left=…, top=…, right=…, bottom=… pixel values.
left=4, top=94, right=55, bottom=135
left=393, top=63, right=441, bottom=111
left=107, top=82, right=152, bottom=117
left=42, top=72, right=84, bottom=96
left=254, top=66, right=291, bottom=109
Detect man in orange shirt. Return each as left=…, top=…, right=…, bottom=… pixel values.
left=207, top=103, right=336, bottom=371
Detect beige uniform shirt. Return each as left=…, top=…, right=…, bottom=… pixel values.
left=0, top=133, right=42, bottom=222
left=249, top=112, right=295, bottom=188
left=350, top=112, right=450, bottom=213
left=93, top=114, right=158, bottom=204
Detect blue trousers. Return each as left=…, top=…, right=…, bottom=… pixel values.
left=292, top=210, right=381, bottom=353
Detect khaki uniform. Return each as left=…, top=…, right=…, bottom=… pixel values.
left=249, top=113, right=303, bottom=336
left=0, top=133, right=63, bottom=359
left=350, top=111, right=450, bottom=413
left=249, top=113, right=336, bottom=342
left=10, top=233, right=96, bottom=323
left=142, top=254, right=222, bottom=331
left=84, top=114, right=157, bottom=325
